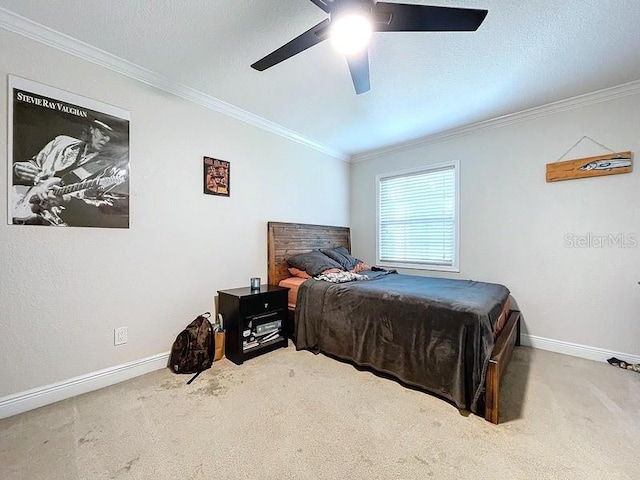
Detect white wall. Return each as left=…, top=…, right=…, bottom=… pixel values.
left=351, top=90, right=640, bottom=358
left=0, top=30, right=349, bottom=399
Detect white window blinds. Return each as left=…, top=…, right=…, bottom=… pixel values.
left=378, top=162, right=458, bottom=270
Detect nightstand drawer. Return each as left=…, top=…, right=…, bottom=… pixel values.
left=240, top=292, right=287, bottom=317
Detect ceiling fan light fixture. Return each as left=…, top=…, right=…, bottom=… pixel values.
left=251, top=0, right=489, bottom=95
left=329, top=13, right=372, bottom=55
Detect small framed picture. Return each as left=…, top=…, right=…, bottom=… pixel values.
left=203, top=157, right=230, bottom=197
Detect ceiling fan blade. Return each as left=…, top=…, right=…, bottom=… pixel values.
left=346, top=49, right=370, bottom=95
left=251, top=19, right=330, bottom=71
left=373, top=3, right=488, bottom=32
left=308, top=0, right=331, bottom=13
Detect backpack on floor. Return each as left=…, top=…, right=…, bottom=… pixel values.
left=169, top=312, right=214, bottom=384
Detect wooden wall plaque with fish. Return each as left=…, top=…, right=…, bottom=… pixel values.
left=546, top=151, right=632, bottom=182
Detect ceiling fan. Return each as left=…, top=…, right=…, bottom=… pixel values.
left=251, top=0, right=488, bottom=94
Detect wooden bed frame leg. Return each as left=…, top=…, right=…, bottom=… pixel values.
left=485, top=362, right=499, bottom=424
left=485, top=311, right=520, bottom=424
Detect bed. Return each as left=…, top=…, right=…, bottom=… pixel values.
left=267, top=221, right=521, bottom=424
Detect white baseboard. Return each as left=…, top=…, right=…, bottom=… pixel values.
left=521, top=334, right=640, bottom=364
left=2, top=337, right=638, bottom=420
left=0, top=352, right=169, bottom=420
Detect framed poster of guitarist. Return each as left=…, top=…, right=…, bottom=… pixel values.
left=8, top=75, right=130, bottom=228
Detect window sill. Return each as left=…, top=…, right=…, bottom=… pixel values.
left=377, top=262, right=459, bottom=273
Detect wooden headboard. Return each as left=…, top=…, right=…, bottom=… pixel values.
left=267, top=222, right=351, bottom=286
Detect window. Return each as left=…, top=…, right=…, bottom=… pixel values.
left=376, top=161, right=459, bottom=272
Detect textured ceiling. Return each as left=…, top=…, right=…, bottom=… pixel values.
left=1, top=0, right=640, bottom=158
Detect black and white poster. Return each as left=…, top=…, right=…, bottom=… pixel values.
left=8, top=76, right=130, bottom=228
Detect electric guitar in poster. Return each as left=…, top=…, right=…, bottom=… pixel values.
left=12, top=174, right=125, bottom=226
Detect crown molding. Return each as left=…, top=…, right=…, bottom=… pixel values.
left=351, top=79, right=640, bottom=163
left=0, top=7, right=348, bottom=162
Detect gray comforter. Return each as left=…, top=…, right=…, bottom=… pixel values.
left=295, top=271, right=510, bottom=413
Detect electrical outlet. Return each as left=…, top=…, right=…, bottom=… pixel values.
left=114, top=327, right=128, bottom=346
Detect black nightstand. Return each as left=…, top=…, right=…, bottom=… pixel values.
left=217, top=285, right=289, bottom=365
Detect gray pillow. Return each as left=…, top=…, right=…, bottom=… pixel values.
left=321, top=246, right=362, bottom=271
left=287, top=250, right=344, bottom=277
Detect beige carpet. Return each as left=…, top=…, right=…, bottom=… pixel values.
left=1, top=345, right=639, bottom=480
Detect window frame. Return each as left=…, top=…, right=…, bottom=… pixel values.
left=375, top=160, right=460, bottom=273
